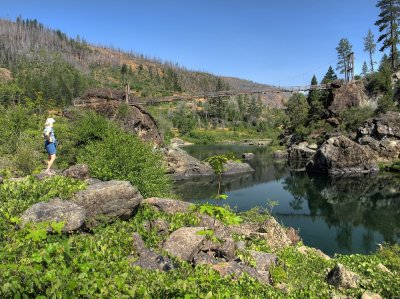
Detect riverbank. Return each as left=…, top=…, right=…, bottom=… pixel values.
left=0, top=172, right=399, bottom=298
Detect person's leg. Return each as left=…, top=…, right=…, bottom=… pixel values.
left=46, top=154, right=56, bottom=171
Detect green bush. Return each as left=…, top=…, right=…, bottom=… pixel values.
left=77, top=129, right=171, bottom=198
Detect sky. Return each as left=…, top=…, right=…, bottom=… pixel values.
left=1, top=0, right=383, bottom=86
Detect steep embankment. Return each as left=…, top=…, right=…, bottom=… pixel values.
left=0, top=18, right=286, bottom=105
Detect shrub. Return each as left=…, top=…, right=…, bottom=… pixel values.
left=77, top=130, right=170, bottom=198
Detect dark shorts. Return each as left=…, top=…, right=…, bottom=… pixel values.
left=45, top=142, right=57, bottom=155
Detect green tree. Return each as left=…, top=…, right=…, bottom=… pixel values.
left=285, top=93, right=310, bottom=136
left=375, top=0, right=400, bottom=70
left=336, top=38, right=353, bottom=78
left=364, top=29, right=377, bottom=72
left=321, top=66, right=338, bottom=84
left=121, top=63, right=128, bottom=84
left=307, top=75, right=323, bottom=122
left=362, top=61, right=369, bottom=77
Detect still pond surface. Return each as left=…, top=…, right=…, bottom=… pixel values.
left=173, top=145, right=400, bottom=256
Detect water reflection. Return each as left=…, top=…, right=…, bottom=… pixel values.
left=175, top=145, right=400, bottom=255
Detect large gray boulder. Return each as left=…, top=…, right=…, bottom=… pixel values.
left=306, top=136, right=378, bottom=175
left=162, top=147, right=214, bottom=180
left=222, top=161, right=255, bottom=176
left=21, top=198, right=86, bottom=232
left=73, top=180, right=143, bottom=224
left=288, top=142, right=316, bottom=161
left=163, top=227, right=206, bottom=261
left=141, top=197, right=193, bottom=214
left=62, top=164, right=90, bottom=180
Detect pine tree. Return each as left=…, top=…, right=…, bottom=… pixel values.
left=362, top=61, right=369, bottom=77
left=121, top=63, right=128, bottom=84
left=364, top=29, right=377, bottom=72
left=307, top=75, right=324, bottom=122
left=321, top=66, right=338, bottom=84
left=375, top=0, right=400, bottom=70
left=336, top=38, right=353, bottom=78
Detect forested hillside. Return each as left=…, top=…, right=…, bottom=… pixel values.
left=0, top=18, right=273, bottom=106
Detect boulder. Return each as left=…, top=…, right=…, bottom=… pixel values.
left=361, top=291, right=382, bottom=299
left=141, top=197, right=193, bottom=214
left=306, top=136, right=378, bottom=175
left=254, top=217, right=292, bottom=249
left=73, top=180, right=143, bottom=224
left=21, top=198, right=86, bottom=232
left=130, top=232, right=175, bottom=271
left=162, top=147, right=214, bottom=180
left=359, top=111, right=400, bottom=140
left=359, top=136, right=400, bottom=161
left=242, top=153, right=255, bottom=160
left=288, top=143, right=316, bottom=161
left=326, top=263, right=360, bottom=289
left=163, top=227, right=206, bottom=261
left=212, top=261, right=270, bottom=284
left=247, top=250, right=278, bottom=271
left=222, top=161, right=255, bottom=176
left=273, top=150, right=288, bottom=160
left=62, top=164, right=90, bottom=180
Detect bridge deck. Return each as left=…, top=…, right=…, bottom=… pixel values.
left=73, top=84, right=331, bottom=107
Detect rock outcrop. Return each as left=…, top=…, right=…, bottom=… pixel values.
left=162, top=147, right=214, bottom=180
left=306, top=136, right=378, bottom=175
left=288, top=142, right=317, bottom=161
left=77, top=88, right=163, bottom=145
left=358, top=111, right=400, bottom=161
left=21, top=198, right=86, bottom=232
left=330, top=82, right=369, bottom=111
left=162, top=147, right=254, bottom=180
left=73, top=180, right=143, bottom=225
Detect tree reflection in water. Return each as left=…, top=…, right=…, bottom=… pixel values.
left=282, top=171, right=400, bottom=247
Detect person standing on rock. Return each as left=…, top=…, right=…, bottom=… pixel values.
left=43, top=118, right=57, bottom=173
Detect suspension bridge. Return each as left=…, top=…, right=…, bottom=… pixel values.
left=73, top=83, right=334, bottom=107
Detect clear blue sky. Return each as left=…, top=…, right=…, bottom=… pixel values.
left=1, top=0, right=382, bottom=86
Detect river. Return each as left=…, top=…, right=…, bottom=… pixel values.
left=173, top=144, right=400, bottom=256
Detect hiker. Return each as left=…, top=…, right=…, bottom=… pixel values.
left=43, top=118, right=57, bottom=172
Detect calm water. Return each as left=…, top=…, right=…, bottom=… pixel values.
left=173, top=144, right=400, bottom=256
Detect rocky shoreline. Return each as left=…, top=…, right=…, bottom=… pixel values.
left=281, top=112, right=400, bottom=176
left=4, top=165, right=388, bottom=298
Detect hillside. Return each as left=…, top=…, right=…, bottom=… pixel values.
left=0, top=18, right=284, bottom=105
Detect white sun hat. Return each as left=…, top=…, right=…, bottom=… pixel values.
left=45, top=118, right=56, bottom=126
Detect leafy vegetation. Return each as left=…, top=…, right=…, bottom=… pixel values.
left=1, top=177, right=399, bottom=298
